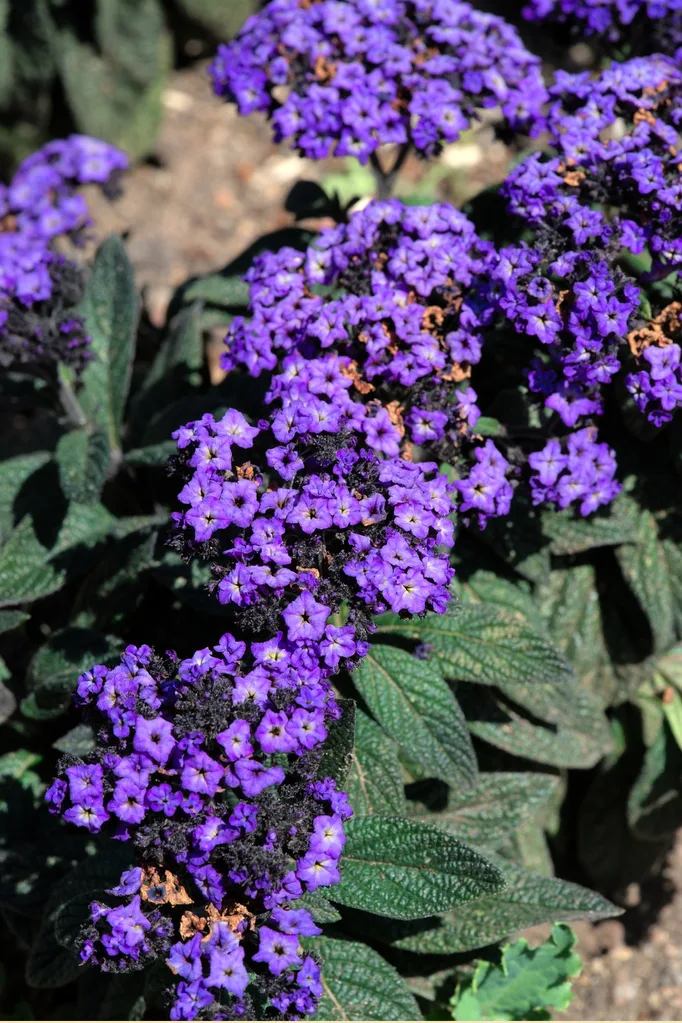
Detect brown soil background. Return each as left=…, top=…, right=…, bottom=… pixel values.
left=88, top=61, right=682, bottom=1022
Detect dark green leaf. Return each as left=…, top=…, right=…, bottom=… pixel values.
left=540, top=494, right=637, bottom=556
left=616, top=508, right=674, bottom=654
left=457, top=681, right=611, bottom=769
left=52, top=724, right=96, bottom=757
left=424, top=773, right=559, bottom=850
left=55, top=428, right=110, bottom=503
left=628, top=721, right=682, bottom=840
left=0, top=610, right=29, bottom=633
left=285, top=180, right=337, bottom=221
left=306, top=937, right=422, bottom=1021
left=318, top=699, right=355, bottom=786
left=332, top=815, right=506, bottom=920
left=173, top=0, right=258, bottom=38
left=353, top=644, right=476, bottom=788
left=124, top=441, right=177, bottom=466
left=181, top=275, right=250, bottom=308
left=0, top=451, right=51, bottom=543
left=345, top=710, right=407, bottom=817
left=377, top=606, right=578, bottom=728
left=79, top=235, right=140, bottom=454
left=473, top=496, right=551, bottom=583
left=72, top=526, right=159, bottom=629
left=22, top=628, right=121, bottom=720
left=293, top=890, right=342, bottom=925
left=381, top=853, right=619, bottom=954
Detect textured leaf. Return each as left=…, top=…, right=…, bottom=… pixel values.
left=540, top=494, right=637, bottom=556
left=451, top=923, right=581, bottom=1020
left=457, top=681, right=611, bottom=769
left=628, top=721, right=682, bottom=840
left=293, top=890, right=342, bottom=925
left=380, top=854, right=619, bottom=954
left=616, top=508, right=674, bottom=654
left=124, top=440, right=177, bottom=466
left=0, top=610, right=29, bottom=633
left=456, top=570, right=544, bottom=634
left=661, top=534, right=682, bottom=638
left=173, top=0, right=258, bottom=38
left=538, top=563, right=617, bottom=707
left=318, top=699, right=355, bottom=787
left=0, top=451, right=51, bottom=543
left=424, top=773, right=559, bottom=850
left=306, top=937, right=422, bottom=1021
left=57, top=3, right=171, bottom=159
left=353, top=644, right=476, bottom=788
left=332, top=815, right=506, bottom=920
left=345, top=710, right=407, bottom=818
left=22, top=628, right=121, bottom=720
left=182, top=275, right=250, bottom=309
left=79, top=236, right=140, bottom=454
left=0, top=677, right=16, bottom=724
left=130, top=303, right=204, bottom=434
left=473, top=496, right=551, bottom=583
left=52, top=724, right=96, bottom=758
left=377, top=605, right=578, bottom=728
left=55, top=428, right=110, bottom=503
left=71, top=526, right=159, bottom=629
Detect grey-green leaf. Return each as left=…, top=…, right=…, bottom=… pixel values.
left=79, top=235, right=140, bottom=453
left=345, top=710, right=407, bottom=818
left=306, top=937, right=422, bottom=1021
left=332, top=815, right=506, bottom=920
left=381, top=854, right=620, bottom=954
left=616, top=508, right=674, bottom=654
left=352, top=644, right=476, bottom=788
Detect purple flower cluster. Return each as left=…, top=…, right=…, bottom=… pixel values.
left=46, top=641, right=351, bottom=1019
left=522, top=0, right=682, bottom=57
left=528, top=427, right=621, bottom=515
left=0, top=135, right=127, bottom=370
left=494, top=55, right=682, bottom=436
left=493, top=246, right=639, bottom=426
left=453, top=440, right=513, bottom=529
left=209, top=0, right=546, bottom=162
left=224, top=201, right=493, bottom=457
left=170, top=404, right=456, bottom=645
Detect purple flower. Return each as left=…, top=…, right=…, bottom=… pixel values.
left=206, top=945, right=248, bottom=996
left=252, top=926, right=302, bottom=976
left=282, top=592, right=330, bottom=642
left=133, top=715, right=175, bottom=764
left=181, top=752, right=224, bottom=796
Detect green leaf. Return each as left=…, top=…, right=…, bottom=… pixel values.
left=305, top=937, right=422, bottom=1021
left=173, top=0, right=258, bottom=38
left=79, top=235, right=140, bottom=455
left=0, top=610, right=29, bottom=633
left=455, top=570, right=544, bottom=634
left=52, top=724, right=96, bottom=757
left=540, top=493, right=637, bottom=556
left=22, top=628, right=121, bottom=720
left=353, top=644, right=476, bottom=788
left=181, top=275, right=250, bottom=309
left=293, top=890, right=342, bottom=924
left=129, top=303, right=205, bottom=435
left=616, top=508, right=675, bottom=654
left=380, top=854, right=619, bottom=954
left=56, top=2, right=171, bottom=159
left=473, top=496, right=551, bottom=583
left=26, top=848, right=134, bottom=988
left=71, top=525, right=159, bottom=629
left=318, top=699, right=355, bottom=787
left=450, top=923, right=582, bottom=1021
left=628, top=721, right=682, bottom=840
left=345, top=710, right=407, bottom=818
left=124, top=440, right=177, bottom=466
left=377, top=605, right=578, bottom=728
left=423, top=773, right=559, bottom=850
left=0, top=451, right=51, bottom=543
left=332, top=815, right=506, bottom=920
left=538, top=563, right=617, bottom=707
left=55, top=428, right=110, bottom=503
left=457, top=681, right=611, bottom=769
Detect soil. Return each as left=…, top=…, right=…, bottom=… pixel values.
left=87, top=59, right=682, bottom=1022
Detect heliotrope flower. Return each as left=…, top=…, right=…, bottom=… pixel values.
left=209, top=0, right=546, bottom=162
left=0, top=135, right=127, bottom=371
left=48, top=641, right=351, bottom=1020
left=170, top=403, right=457, bottom=647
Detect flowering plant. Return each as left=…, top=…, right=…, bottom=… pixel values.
left=3, top=3, right=682, bottom=1021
